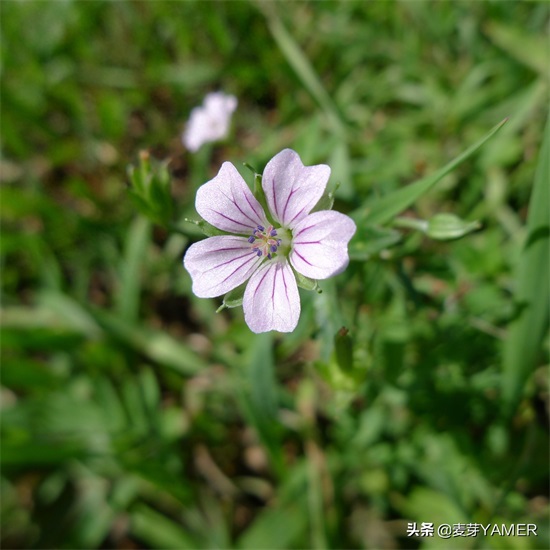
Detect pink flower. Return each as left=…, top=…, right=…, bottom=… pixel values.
left=183, top=92, right=237, bottom=152
left=183, top=149, right=356, bottom=333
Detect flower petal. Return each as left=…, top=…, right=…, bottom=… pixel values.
left=243, top=259, right=300, bottom=333
left=290, top=211, right=356, bottom=280
left=184, top=236, right=262, bottom=298
left=262, top=149, right=330, bottom=228
left=196, top=162, right=268, bottom=234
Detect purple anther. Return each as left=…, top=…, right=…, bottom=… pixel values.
left=277, top=239, right=282, bottom=245
left=257, top=225, right=265, bottom=231
left=270, top=229, right=277, bottom=236
left=267, top=253, right=272, bottom=260
left=270, top=244, right=277, bottom=253
left=256, top=250, right=262, bottom=257
left=248, top=235, right=256, bottom=243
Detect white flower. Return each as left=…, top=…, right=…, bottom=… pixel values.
left=182, top=92, right=237, bottom=152
left=183, top=149, right=356, bottom=333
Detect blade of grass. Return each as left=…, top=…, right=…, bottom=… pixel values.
left=116, top=217, right=151, bottom=323
left=130, top=504, right=200, bottom=550
left=91, top=307, right=207, bottom=375
left=485, top=21, right=549, bottom=76
left=353, top=118, right=508, bottom=226
left=236, top=333, right=285, bottom=477
left=237, top=462, right=310, bottom=549
left=261, top=5, right=346, bottom=138
left=502, top=116, right=549, bottom=416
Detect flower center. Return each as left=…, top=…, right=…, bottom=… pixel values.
left=248, top=224, right=284, bottom=260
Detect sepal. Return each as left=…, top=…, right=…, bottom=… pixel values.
left=311, top=182, right=340, bottom=212
left=216, top=282, right=247, bottom=312
left=251, top=171, right=276, bottom=225
left=184, top=218, right=229, bottom=237
left=293, top=269, right=321, bottom=293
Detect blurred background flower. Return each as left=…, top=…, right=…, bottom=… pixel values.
left=183, top=91, right=237, bottom=152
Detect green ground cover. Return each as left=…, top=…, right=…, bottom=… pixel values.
left=1, top=1, right=548, bottom=548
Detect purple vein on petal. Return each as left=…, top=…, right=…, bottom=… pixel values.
left=253, top=266, right=270, bottom=300
left=244, top=192, right=264, bottom=222
left=287, top=205, right=309, bottom=227
left=293, top=240, right=322, bottom=245
left=207, top=209, right=251, bottom=230
left=229, top=187, right=261, bottom=227
left=281, top=264, right=290, bottom=303
left=271, top=178, right=279, bottom=220
left=220, top=188, right=259, bottom=227
left=220, top=254, right=258, bottom=284
left=281, top=188, right=296, bottom=222
left=204, top=250, right=254, bottom=274
left=216, top=246, right=253, bottom=252
left=293, top=224, right=316, bottom=238
left=293, top=249, right=314, bottom=266
left=271, top=264, right=278, bottom=302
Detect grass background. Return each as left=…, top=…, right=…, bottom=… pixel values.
left=1, top=1, right=548, bottom=549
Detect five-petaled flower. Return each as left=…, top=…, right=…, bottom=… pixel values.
left=182, top=92, right=237, bottom=152
left=183, top=149, right=356, bottom=333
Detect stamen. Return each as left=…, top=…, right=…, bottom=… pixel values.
left=249, top=224, right=282, bottom=260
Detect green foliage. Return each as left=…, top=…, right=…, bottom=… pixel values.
left=1, top=1, right=548, bottom=549
left=127, top=152, right=174, bottom=227
left=502, top=116, right=550, bottom=416
left=353, top=118, right=508, bottom=227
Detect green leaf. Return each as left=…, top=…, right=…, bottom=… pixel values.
left=502, top=115, right=550, bottom=416
left=353, top=118, right=508, bottom=226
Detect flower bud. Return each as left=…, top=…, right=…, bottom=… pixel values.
left=426, top=213, right=480, bottom=240
left=128, top=152, right=174, bottom=226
